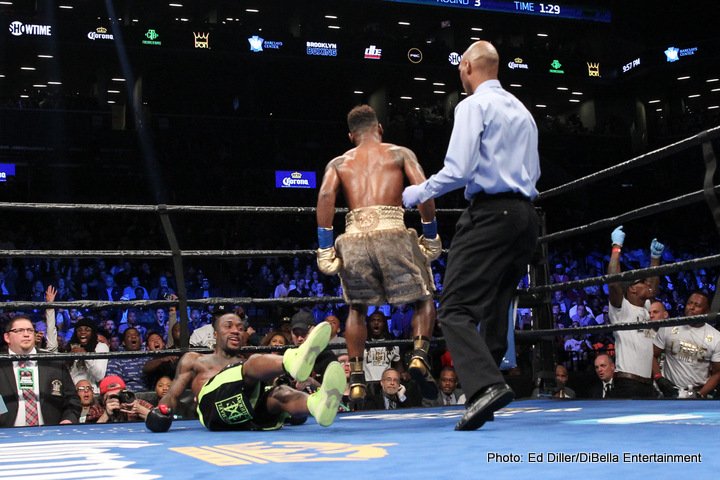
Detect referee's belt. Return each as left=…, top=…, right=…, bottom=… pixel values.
left=614, top=371, right=652, bottom=385
left=471, top=191, right=531, bottom=205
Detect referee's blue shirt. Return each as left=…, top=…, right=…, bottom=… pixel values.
left=419, top=79, right=540, bottom=202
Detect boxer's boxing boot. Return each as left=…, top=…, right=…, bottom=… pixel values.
left=283, top=322, right=331, bottom=382
left=408, top=336, right=439, bottom=398
left=348, top=357, right=366, bottom=409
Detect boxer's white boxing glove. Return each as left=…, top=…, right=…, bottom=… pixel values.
left=317, top=247, right=343, bottom=276
left=316, top=227, right=342, bottom=275
left=418, top=218, right=442, bottom=262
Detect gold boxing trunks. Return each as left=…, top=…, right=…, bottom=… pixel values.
left=336, top=205, right=434, bottom=306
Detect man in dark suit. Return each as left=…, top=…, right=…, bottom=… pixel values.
left=96, top=274, right=122, bottom=301
left=361, top=368, right=420, bottom=410
left=590, top=354, right=616, bottom=399
left=1, top=315, right=80, bottom=427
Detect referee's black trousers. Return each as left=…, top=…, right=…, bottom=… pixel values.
left=438, top=194, right=538, bottom=401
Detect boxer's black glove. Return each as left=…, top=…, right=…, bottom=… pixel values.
left=145, top=405, right=173, bottom=432
left=656, top=376, right=677, bottom=398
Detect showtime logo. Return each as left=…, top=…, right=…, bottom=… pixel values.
left=9, top=21, right=52, bottom=36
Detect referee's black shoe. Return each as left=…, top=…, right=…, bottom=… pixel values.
left=455, top=383, right=514, bottom=431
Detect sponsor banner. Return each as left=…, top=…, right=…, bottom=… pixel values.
left=0, top=164, right=16, bottom=182
left=307, top=41, right=337, bottom=57
left=275, top=171, right=317, bottom=189
left=9, top=21, right=52, bottom=36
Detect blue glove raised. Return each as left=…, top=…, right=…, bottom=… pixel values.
left=650, top=238, right=665, bottom=259
left=611, top=226, right=625, bottom=247
left=403, top=184, right=426, bottom=208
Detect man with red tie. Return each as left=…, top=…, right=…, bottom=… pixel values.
left=1, top=315, right=80, bottom=427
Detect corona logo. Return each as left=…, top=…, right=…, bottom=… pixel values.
left=291, top=172, right=302, bottom=179
left=507, top=58, right=529, bottom=70
left=194, top=32, right=210, bottom=49
left=587, top=62, right=600, bottom=77
left=87, top=26, right=113, bottom=41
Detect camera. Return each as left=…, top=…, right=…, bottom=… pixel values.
left=108, top=389, right=136, bottom=404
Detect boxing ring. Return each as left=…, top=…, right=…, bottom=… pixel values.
left=1, top=126, right=720, bottom=478
left=0, top=401, right=718, bottom=478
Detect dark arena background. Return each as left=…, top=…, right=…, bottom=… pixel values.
left=1, top=1, right=719, bottom=478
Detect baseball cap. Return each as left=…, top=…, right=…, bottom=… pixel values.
left=99, top=375, right=126, bottom=395
left=290, top=310, right=314, bottom=331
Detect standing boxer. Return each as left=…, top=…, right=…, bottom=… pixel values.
left=316, top=104, right=440, bottom=403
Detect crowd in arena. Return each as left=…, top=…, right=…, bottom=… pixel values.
left=1, top=223, right=718, bottom=427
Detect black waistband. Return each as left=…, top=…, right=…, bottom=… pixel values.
left=471, top=191, right=531, bottom=204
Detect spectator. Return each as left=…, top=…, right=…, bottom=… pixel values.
left=76, top=379, right=103, bottom=424
left=109, top=335, right=121, bottom=352
left=273, top=274, right=292, bottom=298
left=653, top=291, right=720, bottom=398
left=189, top=321, right=216, bottom=349
left=148, top=308, right=169, bottom=340
left=149, top=275, right=175, bottom=300
left=648, top=300, right=669, bottom=322
left=190, top=276, right=219, bottom=299
left=149, top=375, right=173, bottom=407
left=361, top=367, right=420, bottom=410
left=607, top=227, right=663, bottom=398
left=105, top=327, right=149, bottom=392
left=552, top=365, right=575, bottom=399
left=260, top=330, right=291, bottom=354
left=95, top=375, right=152, bottom=423
left=589, top=354, right=615, bottom=399
left=364, top=312, right=405, bottom=393
left=423, top=366, right=466, bottom=406
left=122, top=276, right=149, bottom=300
left=66, top=318, right=109, bottom=392
left=142, top=331, right=179, bottom=390
left=570, top=303, right=595, bottom=327
left=0, top=315, right=80, bottom=427
left=552, top=303, right=571, bottom=329
left=97, top=274, right=122, bottom=301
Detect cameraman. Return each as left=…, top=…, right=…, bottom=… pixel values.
left=96, top=375, right=153, bottom=423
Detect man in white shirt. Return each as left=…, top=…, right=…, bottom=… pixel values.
left=653, top=291, right=720, bottom=398
left=607, top=226, right=663, bottom=398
